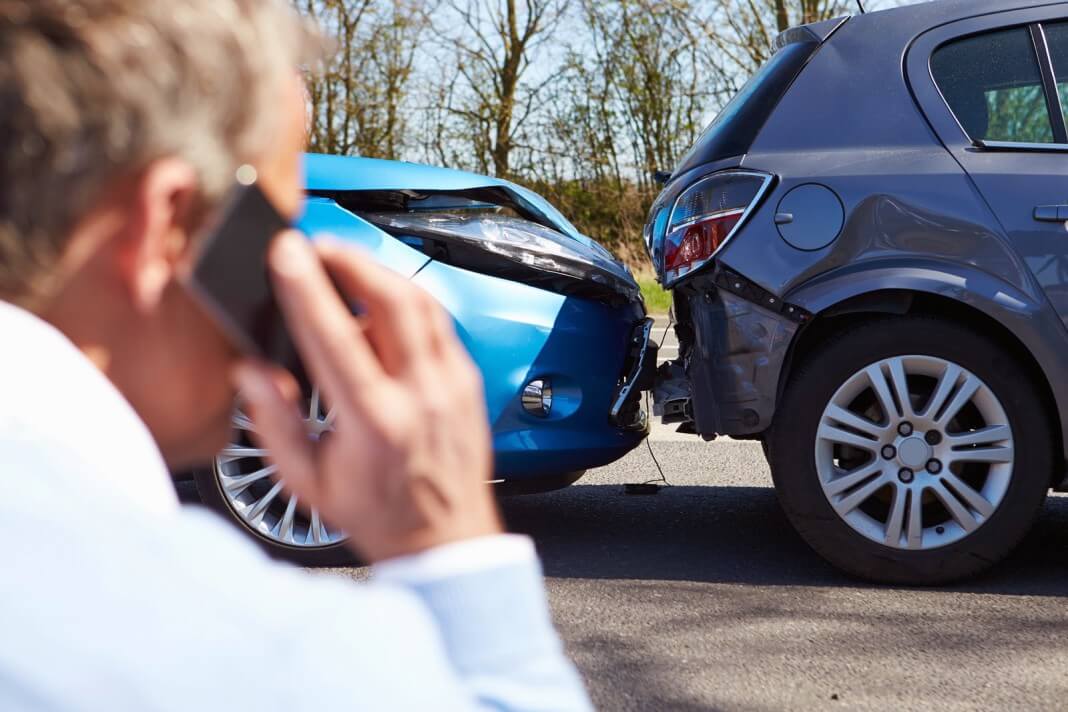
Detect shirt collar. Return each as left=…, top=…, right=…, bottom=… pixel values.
left=0, top=301, right=179, bottom=514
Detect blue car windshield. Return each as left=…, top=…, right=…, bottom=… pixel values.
left=673, top=40, right=818, bottom=176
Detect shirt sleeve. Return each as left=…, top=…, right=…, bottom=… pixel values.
left=370, top=534, right=593, bottom=712
left=169, top=510, right=592, bottom=712
left=372, top=534, right=537, bottom=584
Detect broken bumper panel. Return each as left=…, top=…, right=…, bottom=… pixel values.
left=609, top=318, right=658, bottom=431
left=654, top=268, right=807, bottom=438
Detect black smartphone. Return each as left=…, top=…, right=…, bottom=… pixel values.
left=185, top=179, right=301, bottom=371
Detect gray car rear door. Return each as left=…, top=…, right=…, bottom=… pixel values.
left=909, top=6, right=1068, bottom=327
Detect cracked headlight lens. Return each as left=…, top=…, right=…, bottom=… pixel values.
left=367, top=212, right=640, bottom=305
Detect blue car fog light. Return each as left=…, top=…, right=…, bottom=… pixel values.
left=521, top=379, right=553, bottom=417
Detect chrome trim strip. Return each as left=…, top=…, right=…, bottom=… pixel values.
left=972, top=139, right=1068, bottom=152
left=668, top=207, right=746, bottom=232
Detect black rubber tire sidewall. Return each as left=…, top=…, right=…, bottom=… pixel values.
left=192, top=466, right=357, bottom=567
left=769, top=315, right=1052, bottom=585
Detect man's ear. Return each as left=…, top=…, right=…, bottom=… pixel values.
left=118, top=158, right=199, bottom=313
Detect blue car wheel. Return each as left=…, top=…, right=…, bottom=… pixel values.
left=194, top=387, right=354, bottom=566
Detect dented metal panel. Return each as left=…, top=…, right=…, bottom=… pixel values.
left=676, top=281, right=798, bottom=436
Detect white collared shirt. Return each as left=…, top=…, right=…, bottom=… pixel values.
left=0, top=301, right=590, bottom=711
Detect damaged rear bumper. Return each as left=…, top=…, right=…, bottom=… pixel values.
left=653, top=268, right=808, bottom=438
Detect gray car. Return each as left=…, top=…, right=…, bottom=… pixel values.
left=646, top=0, right=1068, bottom=583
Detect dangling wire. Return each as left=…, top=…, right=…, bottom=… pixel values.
left=638, top=308, right=677, bottom=486
left=658, top=307, right=675, bottom=349
left=642, top=392, right=669, bottom=486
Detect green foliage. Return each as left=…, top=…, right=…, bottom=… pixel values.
left=523, top=176, right=655, bottom=267
left=639, top=276, right=672, bottom=314
left=986, top=86, right=1056, bottom=143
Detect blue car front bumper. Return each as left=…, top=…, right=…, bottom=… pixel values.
left=301, top=154, right=653, bottom=483
left=413, top=259, right=650, bottom=478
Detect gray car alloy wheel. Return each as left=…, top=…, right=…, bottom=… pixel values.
left=214, top=387, right=348, bottom=549
left=815, top=355, right=1014, bottom=551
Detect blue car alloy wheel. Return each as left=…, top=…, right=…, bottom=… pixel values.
left=194, top=154, right=654, bottom=565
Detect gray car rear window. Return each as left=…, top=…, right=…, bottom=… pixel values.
left=672, top=39, right=818, bottom=177
left=931, top=27, right=1055, bottom=144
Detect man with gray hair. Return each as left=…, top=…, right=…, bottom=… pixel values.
left=0, top=1, right=591, bottom=709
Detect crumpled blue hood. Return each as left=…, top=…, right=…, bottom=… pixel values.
left=303, top=153, right=592, bottom=247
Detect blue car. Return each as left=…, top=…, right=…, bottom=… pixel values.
left=193, top=153, right=654, bottom=563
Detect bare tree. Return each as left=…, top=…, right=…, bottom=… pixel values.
left=361, top=1, right=432, bottom=158
left=706, top=0, right=853, bottom=75
left=300, top=0, right=431, bottom=159
left=567, top=0, right=721, bottom=190
left=435, top=0, right=567, bottom=177
left=300, top=0, right=374, bottom=154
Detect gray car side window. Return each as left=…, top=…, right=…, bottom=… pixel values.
left=931, top=26, right=1055, bottom=144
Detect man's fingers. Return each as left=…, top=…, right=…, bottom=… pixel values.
left=422, top=285, right=459, bottom=359
left=315, top=239, right=435, bottom=378
left=268, top=231, right=381, bottom=404
left=231, top=360, right=320, bottom=505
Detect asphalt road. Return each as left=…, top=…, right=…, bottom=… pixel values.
left=319, top=319, right=1068, bottom=709
left=325, top=435, right=1068, bottom=711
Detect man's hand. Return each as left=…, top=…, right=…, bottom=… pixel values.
left=233, top=231, right=502, bottom=563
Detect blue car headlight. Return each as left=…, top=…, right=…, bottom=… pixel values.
left=368, top=212, right=640, bottom=305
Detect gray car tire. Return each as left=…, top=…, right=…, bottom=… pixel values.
left=768, top=315, right=1052, bottom=584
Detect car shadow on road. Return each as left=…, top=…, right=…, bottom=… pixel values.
left=500, top=484, right=1068, bottom=596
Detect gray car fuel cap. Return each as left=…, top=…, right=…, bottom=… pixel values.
left=774, top=183, right=844, bottom=251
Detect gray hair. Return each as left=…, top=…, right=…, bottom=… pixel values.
left=0, top=0, right=321, bottom=301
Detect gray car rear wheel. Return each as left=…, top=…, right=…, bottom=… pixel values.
left=769, top=315, right=1052, bottom=584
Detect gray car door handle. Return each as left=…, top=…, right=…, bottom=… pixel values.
left=1034, top=205, right=1068, bottom=222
